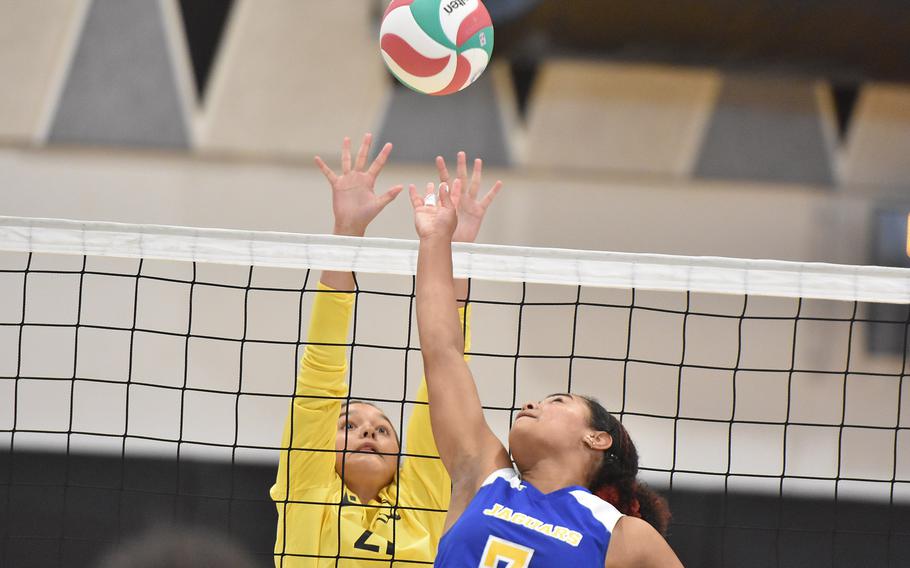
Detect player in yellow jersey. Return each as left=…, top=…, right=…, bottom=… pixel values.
left=270, top=133, right=502, bottom=567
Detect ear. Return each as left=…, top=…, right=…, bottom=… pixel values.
left=584, top=431, right=613, bottom=452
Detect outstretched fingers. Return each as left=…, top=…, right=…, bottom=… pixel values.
left=440, top=179, right=462, bottom=209
left=341, top=137, right=352, bottom=174
left=436, top=156, right=450, bottom=184
left=468, top=158, right=483, bottom=198
left=456, top=151, right=468, bottom=184
left=479, top=180, right=503, bottom=209
left=354, top=133, right=373, bottom=172
left=314, top=156, right=338, bottom=185
left=367, top=142, right=394, bottom=179
left=377, top=184, right=404, bottom=209
left=408, top=184, right=424, bottom=209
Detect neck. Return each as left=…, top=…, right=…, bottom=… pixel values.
left=519, top=457, right=589, bottom=494
left=345, top=479, right=382, bottom=505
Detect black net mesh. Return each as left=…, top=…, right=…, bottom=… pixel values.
left=1, top=249, right=909, bottom=567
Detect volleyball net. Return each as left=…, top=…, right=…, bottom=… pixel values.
left=1, top=216, right=909, bottom=567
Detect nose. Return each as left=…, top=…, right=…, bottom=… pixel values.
left=360, top=426, right=375, bottom=439
left=523, top=401, right=537, bottom=411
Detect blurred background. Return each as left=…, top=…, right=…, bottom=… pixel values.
left=1, top=0, right=909, bottom=263
left=2, top=0, right=910, bottom=566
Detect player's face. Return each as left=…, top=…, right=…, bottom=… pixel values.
left=509, top=393, right=593, bottom=455
left=334, top=403, right=399, bottom=487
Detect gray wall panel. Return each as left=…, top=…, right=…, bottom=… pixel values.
left=695, top=76, right=833, bottom=186
left=49, top=0, right=188, bottom=149
left=377, top=75, right=510, bottom=167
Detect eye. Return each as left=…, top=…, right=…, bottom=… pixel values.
left=344, top=421, right=356, bottom=430
left=377, top=426, right=389, bottom=435
left=551, top=396, right=564, bottom=403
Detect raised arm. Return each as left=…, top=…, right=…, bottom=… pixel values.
left=398, top=153, right=501, bottom=525
left=274, top=133, right=402, bottom=483
left=272, top=134, right=403, bottom=559
left=410, top=180, right=511, bottom=519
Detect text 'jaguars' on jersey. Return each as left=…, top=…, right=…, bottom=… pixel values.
left=435, top=469, right=623, bottom=567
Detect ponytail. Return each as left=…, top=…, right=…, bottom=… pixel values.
left=594, top=480, right=671, bottom=536
left=581, top=396, right=672, bottom=536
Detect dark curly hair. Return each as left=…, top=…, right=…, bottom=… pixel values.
left=579, top=395, right=672, bottom=536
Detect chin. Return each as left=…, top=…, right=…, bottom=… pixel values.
left=509, top=416, right=537, bottom=437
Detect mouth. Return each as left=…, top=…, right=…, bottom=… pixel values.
left=515, top=410, right=536, bottom=421
left=353, top=443, right=379, bottom=454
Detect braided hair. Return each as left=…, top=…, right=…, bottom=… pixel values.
left=580, top=396, right=672, bottom=536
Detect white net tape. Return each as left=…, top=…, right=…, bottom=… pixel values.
left=2, top=216, right=909, bottom=304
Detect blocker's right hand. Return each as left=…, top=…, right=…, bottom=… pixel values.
left=315, top=133, right=403, bottom=237
left=436, top=152, right=502, bottom=244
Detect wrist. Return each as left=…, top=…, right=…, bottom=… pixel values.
left=420, top=232, right=454, bottom=246
left=333, top=222, right=366, bottom=238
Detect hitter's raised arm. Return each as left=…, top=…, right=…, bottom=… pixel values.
left=409, top=181, right=510, bottom=529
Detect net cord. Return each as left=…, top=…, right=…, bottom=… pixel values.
left=1, top=216, right=909, bottom=304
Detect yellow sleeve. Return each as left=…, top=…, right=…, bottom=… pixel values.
left=396, top=305, right=471, bottom=524
left=270, top=283, right=353, bottom=504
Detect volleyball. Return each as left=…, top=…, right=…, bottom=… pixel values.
left=380, top=0, right=494, bottom=96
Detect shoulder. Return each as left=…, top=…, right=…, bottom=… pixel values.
left=606, top=516, right=684, bottom=568
left=567, top=490, right=623, bottom=533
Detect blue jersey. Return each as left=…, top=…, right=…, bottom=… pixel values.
left=435, top=469, right=622, bottom=567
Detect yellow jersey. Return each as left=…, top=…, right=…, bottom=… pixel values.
left=271, top=283, right=469, bottom=567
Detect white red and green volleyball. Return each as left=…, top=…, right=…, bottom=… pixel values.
left=380, top=0, right=494, bottom=96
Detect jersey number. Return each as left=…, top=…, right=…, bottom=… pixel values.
left=354, top=530, right=394, bottom=556
left=479, top=536, right=534, bottom=568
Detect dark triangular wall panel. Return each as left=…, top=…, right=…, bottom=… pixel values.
left=510, top=59, right=539, bottom=122
left=178, top=0, right=235, bottom=101
left=377, top=74, right=511, bottom=166
left=48, top=0, right=189, bottom=149
left=831, top=83, right=860, bottom=143
left=694, top=76, right=833, bottom=186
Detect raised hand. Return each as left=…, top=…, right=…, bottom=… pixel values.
left=436, top=152, right=503, bottom=243
left=315, top=133, right=403, bottom=237
left=409, top=180, right=463, bottom=242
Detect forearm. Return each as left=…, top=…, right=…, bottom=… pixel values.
left=318, top=222, right=365, bottom=292
left=416, top=239, right=505, bottom=478
left=454, top=278, right=468, bottom=309
left=417, top=237, right=465, bottom=358
left=272, top=283, right=353, bottom=500
left=297, top=282, right=353, bottom=394
left=319, top=271, right=355, bottom=292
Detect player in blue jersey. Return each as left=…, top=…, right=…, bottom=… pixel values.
left=408, top=179, right=684, bottom=567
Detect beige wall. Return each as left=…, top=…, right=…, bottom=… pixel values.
left=0, top=145, right=875, bottom=263
left=1, top=145, right=907, bottom=501
left=0, top=0, right=89, bottom=142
